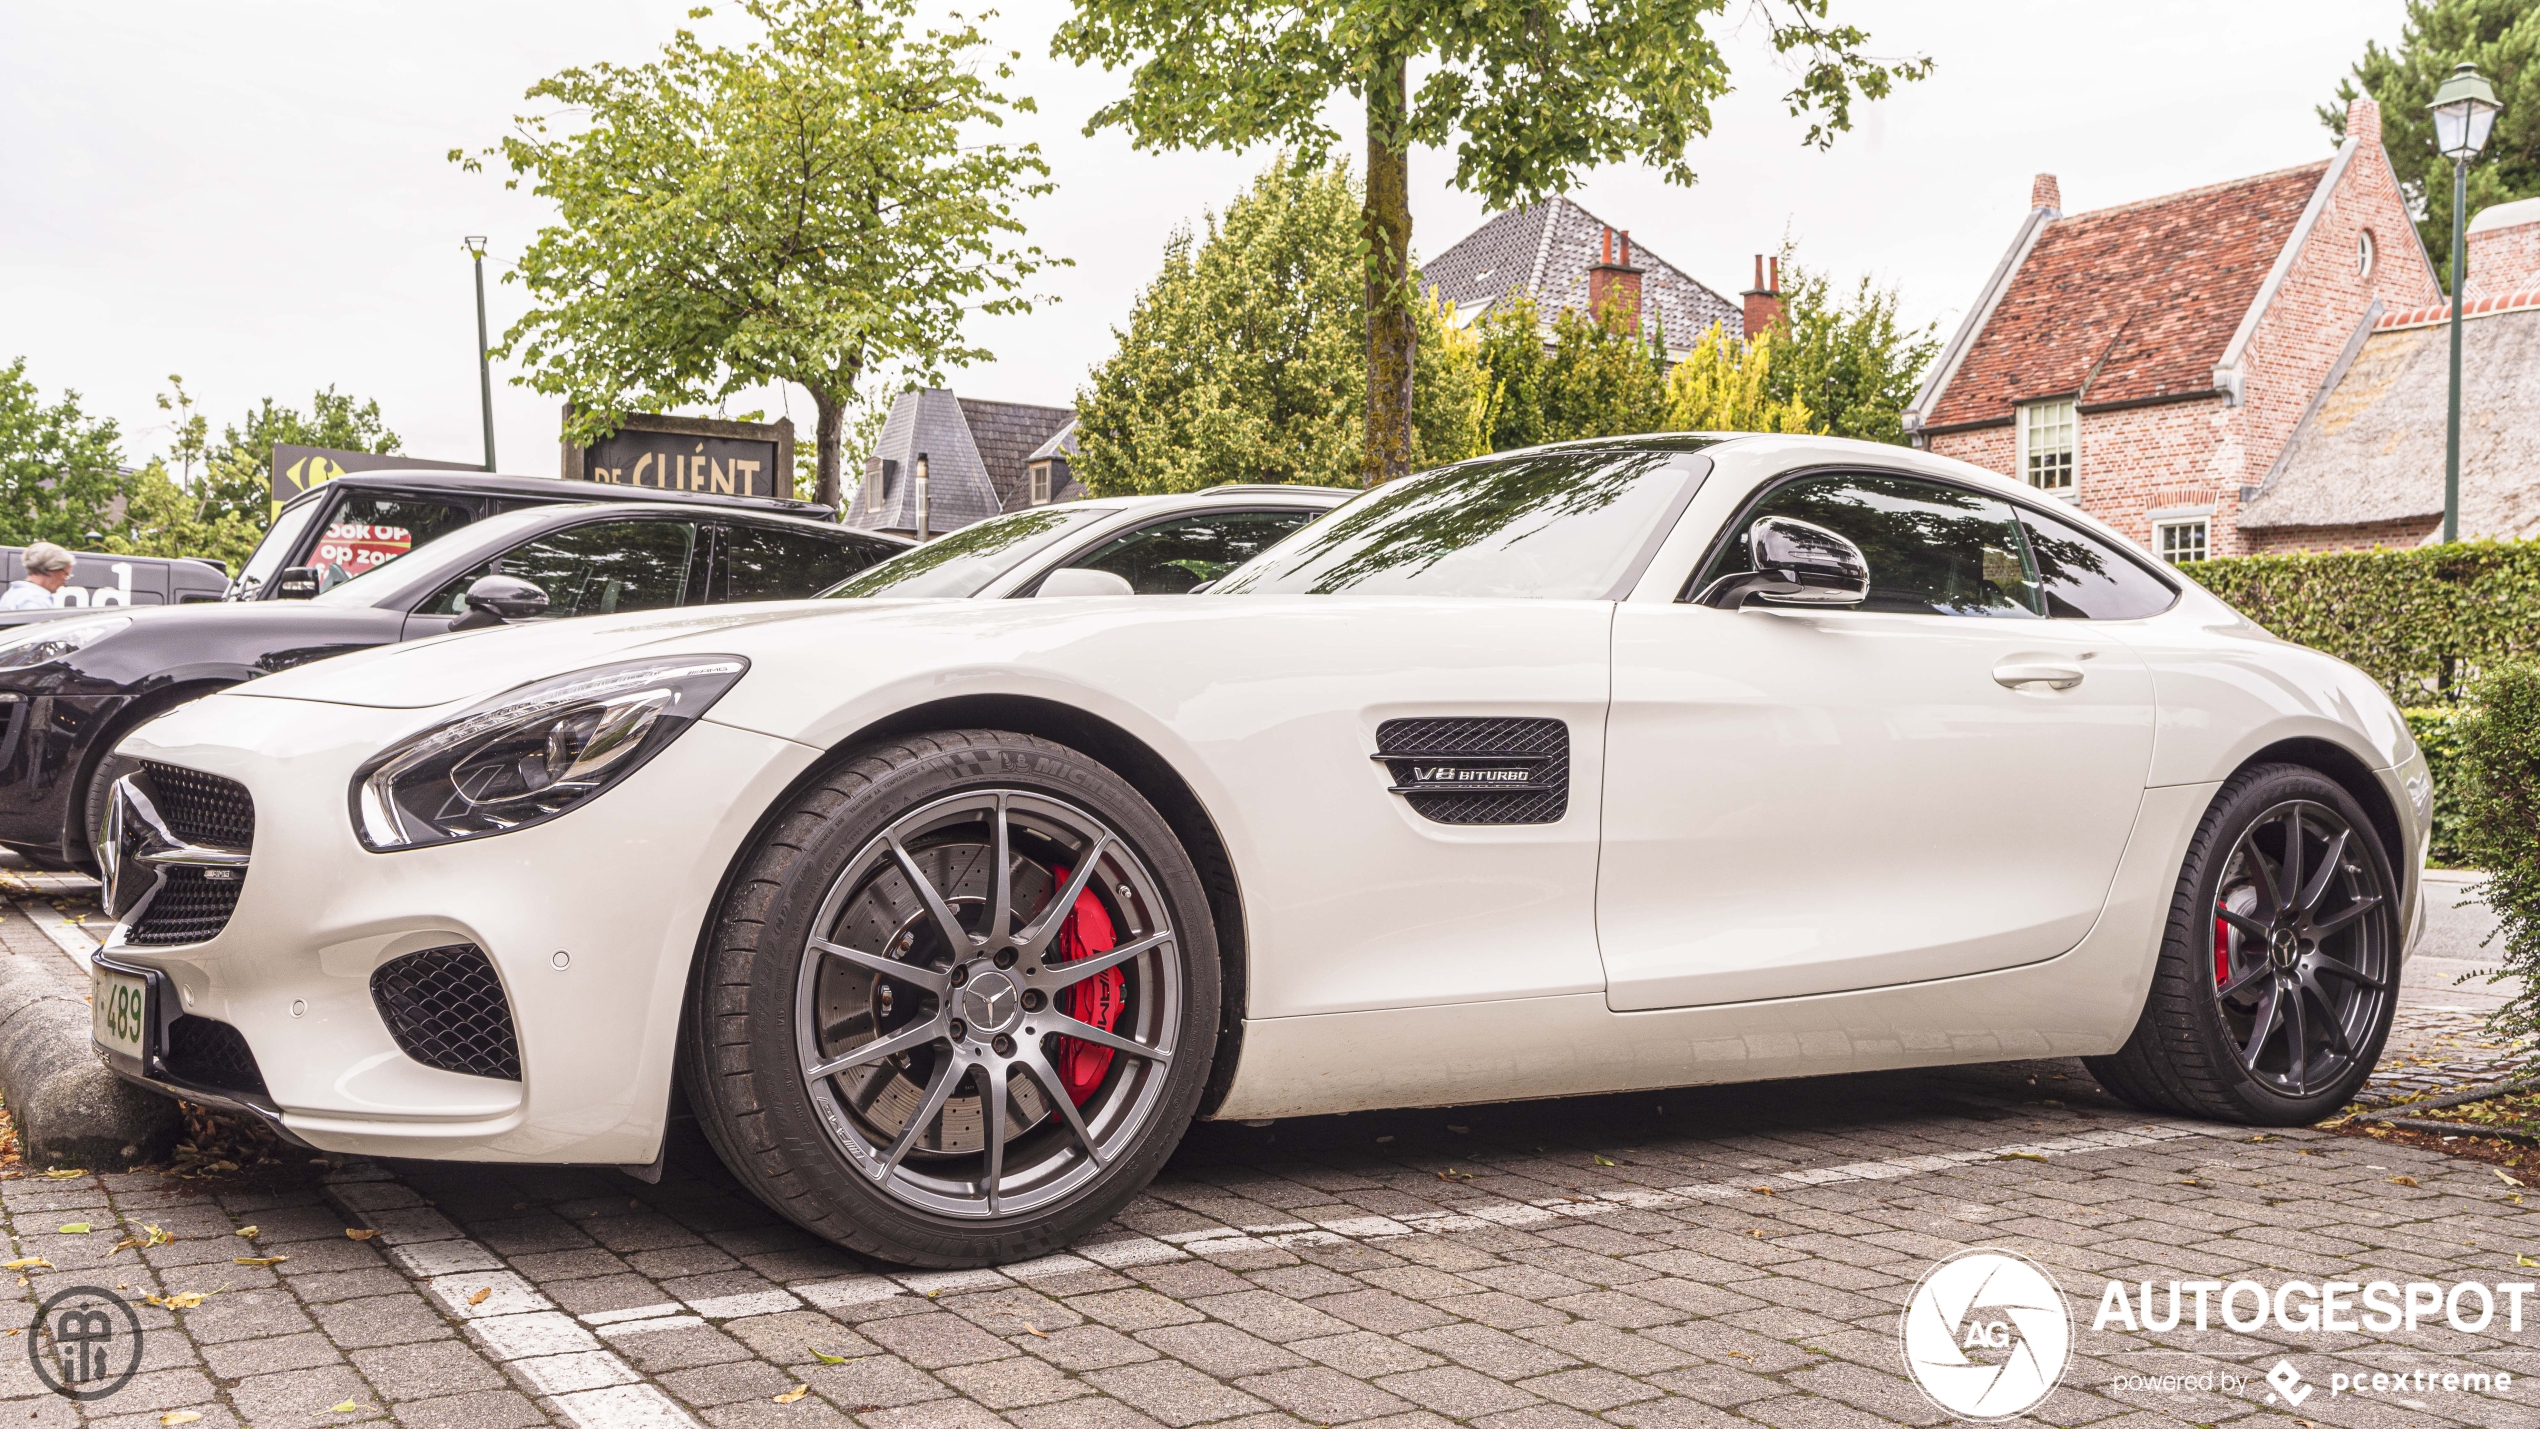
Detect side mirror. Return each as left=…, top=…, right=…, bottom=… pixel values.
left=450, top=575, right=551, bottom=630
left=1036, top=568, right=1136, bottom=598
left=271, top=566, right=323, bottom=600
left=1695, top=517, right=1870, bottom=609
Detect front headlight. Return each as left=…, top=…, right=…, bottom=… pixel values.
left=352, top=654, right=748, bottom=851
left=0, top=614, right=131, bottom=670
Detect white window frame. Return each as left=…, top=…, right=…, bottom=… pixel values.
left=1028, top=463, right=1053, bottom=506
left=2154, top=517, right=2210, bottom=565
left=2017, top=399, right=2077, bottom=498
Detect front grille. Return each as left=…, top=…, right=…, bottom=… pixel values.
left=127, top=866, right=244, bottom=946
left=1375, top=717, right=1571, bottom=825
left=139, top=763, right=254, bottom=849
left=163, top=1015, right=267, bottom=1096
left=371, top=945, right=521, bottom=1080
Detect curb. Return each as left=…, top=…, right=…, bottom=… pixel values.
left=0, top=917, right=180, bottom=1170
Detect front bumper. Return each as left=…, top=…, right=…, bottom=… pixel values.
left=104, top=690, right=819, bottom=1165
left=90, top=951, right=309, bottom=1147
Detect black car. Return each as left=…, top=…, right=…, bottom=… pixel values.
left=226, top=468, right=838, bottom=601
left=0, top=501, right=905, bottom=871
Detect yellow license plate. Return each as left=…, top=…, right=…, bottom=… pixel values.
left=93, top=969, right=146, bottom=1060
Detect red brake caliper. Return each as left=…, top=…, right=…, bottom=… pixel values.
left=2214, top=911, right=2232, bottom=986
left=1048, top=865, right=1123, bottom=1104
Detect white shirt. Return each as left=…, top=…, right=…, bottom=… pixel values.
left=0, top=580, right=62, bottom=611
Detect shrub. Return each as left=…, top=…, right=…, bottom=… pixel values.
left=2450, top=664, right=2540, bottom=1037
left=2403, top=706, right=2469, bottom=866
left=2186, top=541, right=2540, bottom=703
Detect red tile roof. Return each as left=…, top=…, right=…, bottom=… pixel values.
left=1925, top=162, right=2329, bottom=430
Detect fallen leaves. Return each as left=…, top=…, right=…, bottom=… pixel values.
left=1746, top=1186, right=1777, bottom=1196
left=1996, top=1152, right=2049, bottom=1164
left=109, top=1225, right=173, bottom=1257
left=344, top=1228, right=381, bottom=1241
left=234, top=1256, right=287, bottom=1268
left=41, top=1168, right=84, bottom=1180
left=467, top=1287, right=492, bottom=1306
left=326, top=1401, right=365, bottom=1415
left=1725, top=1349, right=1753, bottom=1361
left=808, top=1348, right=852, bottom=1365
left=2390, top=1176, right=2420, bottom=1187
left=2497, top=1168, right=2526, bottom=1188
left=1591, top=1155, right=1617, bottom=1167
left=773, top=1384, right=810, bottom=1405
left=1436, top=1169, right=1474, bottom=1182
left=146, top=1291, right=207, bottom=1309
left=55, top=1223, right=89, bottom=1235
left=161, top=1413, right=203, bottom=1426
left=1020, top=1322, right=1049, bottom=1339
left=3, top=1257, right=50, bottom=1270
left=235, top=1226, right=259, bottom=1240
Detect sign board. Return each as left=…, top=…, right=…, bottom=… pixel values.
left=560, top=411, right=793, bottom=500
left=271, top=445, right=484, bottom=510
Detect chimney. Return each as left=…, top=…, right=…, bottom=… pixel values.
left=1586, top=226, right=1644, bottom=331
left=2030, top=173, right=2061, bottom=212
left=1741, top=254, right=1783, bottom=336
left=2347, top=95, right=2382, bottom=151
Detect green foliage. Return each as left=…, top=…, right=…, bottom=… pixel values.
left=148, top=376, right=401, bottom=572
left=0, top=358, right=126, bottom=549
left=2403, top=705, right=2472, bottom=865
left=1766, top=260, right=1937, bottom=444
left=2185, top=540, right=2540, bottom=702
left=1474, top=296, right=1665, bottom=448
left=460, top=0, right=1055, bottom=507
left=1663, top=323, right=1813, bottom=434
left=1072, top=159, right=1487, bottom=494
left=2447, top=663, right=2540, bottom=1035
left=1055, top=0, right=1926, bottom=480
left=2323, top=0, right=2540, bottom=284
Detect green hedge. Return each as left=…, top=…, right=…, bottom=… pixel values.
left=2403, top=706, right=2467, bottom=866
left=2450, top=665, right=2540, bottom=1036
left=2187, top=540, right=2540, bottom=703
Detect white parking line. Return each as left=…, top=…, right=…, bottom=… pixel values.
left=5, top=893, right=98, bottom=972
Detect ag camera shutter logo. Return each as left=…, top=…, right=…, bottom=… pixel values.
left=1901, top=1249, right=2072, bottom=1420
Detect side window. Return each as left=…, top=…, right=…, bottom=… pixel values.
left=423, top=519, right=699, bottom=619
left=2018, top=505, right=2179, bottom=619
left=1695, top=472, right=2043, bottom=617
left=1059, top=509, right=1322, bottom=594
left=312, top=493, right=471, bottom=582
left=721, top=524, right=895, bottom=602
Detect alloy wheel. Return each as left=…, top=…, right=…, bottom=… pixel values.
left=2210, top=798, right=2394, bottom=1098
left=792, top=789, right=1180, bottom=1219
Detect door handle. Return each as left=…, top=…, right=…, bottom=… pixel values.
left=1993, top=661, right=2085, bottom=691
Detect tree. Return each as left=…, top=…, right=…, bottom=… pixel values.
left=461, top=0, right=1055, bottom=508
left=1073, top=158, right=1486, bottom=494
left=1664, top=324, right=1812, bottom=434
left=164, top=376, right=404, bottom=529
left=1056, top=0, right=1927, bottom=486
left=2325, top=0, right=2540, bottom=284
left=0, top=358, right=127, bottom=549
left=1764, top=259, right=1936, bottom=444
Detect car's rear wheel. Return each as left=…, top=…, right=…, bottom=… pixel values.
left=2086, top=764, right=2399, bottom=1125
left=684, top=730, right=1218, bottom=1266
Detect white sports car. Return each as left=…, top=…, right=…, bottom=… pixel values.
left=92, top=434, right=2426, bottom=1267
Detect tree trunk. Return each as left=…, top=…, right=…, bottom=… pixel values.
left=1363, top=52, right=1415, bottom=488
left=811, top=386, right=845, bottom=510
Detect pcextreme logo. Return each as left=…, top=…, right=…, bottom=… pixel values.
left=1900, top=1249, right=2073, bottom=1421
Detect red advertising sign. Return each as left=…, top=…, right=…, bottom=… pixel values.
left=312, top=520, right=419, bottom=576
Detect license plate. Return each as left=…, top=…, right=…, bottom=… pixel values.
left=93, top=968, right=147, bottom=1060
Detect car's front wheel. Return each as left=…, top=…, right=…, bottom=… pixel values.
left=684, top=730, right=1219, bottom=1267
left=2086, top=763, right=2401, bottom=1125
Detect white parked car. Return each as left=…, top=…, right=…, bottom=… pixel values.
left=92, top=435, right=2425, bottom=1267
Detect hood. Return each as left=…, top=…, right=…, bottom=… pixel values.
left=227, top=600, right=866, bottom=708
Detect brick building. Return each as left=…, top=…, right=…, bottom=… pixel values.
left=1904, top=98, right=2440, bottom=561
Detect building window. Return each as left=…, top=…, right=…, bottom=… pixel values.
left=2019, top=400, right=2076, bottom=494
left=2358, top=229, right=2377, bottom=278
left=2156, top=519, right=2209, bottom=565
left=1028, top=462, right=1052, bottom=506
left=878, top=459, right=898, bottom=500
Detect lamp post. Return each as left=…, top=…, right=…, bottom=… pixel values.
left=461, top=236, right=498, bottom=473
left=2431, top=62, right=2501, bottom=544
left=914, top=452, right=931, bottom=541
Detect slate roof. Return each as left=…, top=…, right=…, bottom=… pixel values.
left=1026, top=419, right=1088, bottom=505
left=959, top=398, right=1076, bottom=513
left=2239, top=295, right=2540, bottom=537
left=1923, top=163, right=2331, bottom=430
left=847, top=389, right=1002, bottom=534
left=1421, top=197, right=1743, bottom=350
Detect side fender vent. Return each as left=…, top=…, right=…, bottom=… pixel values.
left=1373, top=717, right=1570, bottom=825
left=371, top=945, right=522, bottom=1081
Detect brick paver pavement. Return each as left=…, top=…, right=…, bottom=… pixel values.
left=2, top=870, right=2534, bottom=1427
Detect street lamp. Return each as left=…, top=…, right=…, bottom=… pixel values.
left=461, top=236, right=497, bottom=473
left=914, top=452, right=931, bottom=541
left=2431, top=63, right=2501, bottom=544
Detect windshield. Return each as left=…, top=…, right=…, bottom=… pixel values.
left=822, top=507, right=1113, bottom=599
left=232, top=493, right=329, bottom=597
left=1213, top=448, right=1705, bottom=599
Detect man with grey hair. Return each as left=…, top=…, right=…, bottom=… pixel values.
left=1, top=544, right=75, bottom=610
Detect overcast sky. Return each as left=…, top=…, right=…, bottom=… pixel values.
left=1, top=1, right=2405, bottom=476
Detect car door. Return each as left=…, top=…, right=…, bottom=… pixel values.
left=1034, top=507, right=1328, bottom=593
left=402, top=516, right=705, bottom=635
left=713, top=521, right=903, bottom=602
left=1597, top=468, right=2158, bottom=1010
